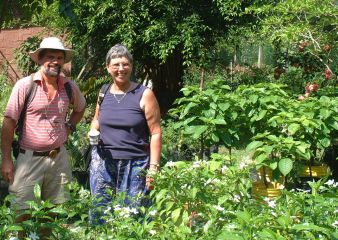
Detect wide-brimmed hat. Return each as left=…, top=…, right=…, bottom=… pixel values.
left=29, top=37, right=74, bottom=63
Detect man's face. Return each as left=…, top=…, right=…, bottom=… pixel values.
left=39, top=50, right=65, bottom=77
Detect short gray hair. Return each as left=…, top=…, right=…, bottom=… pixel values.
left=105, top=44, right=133, bottom=65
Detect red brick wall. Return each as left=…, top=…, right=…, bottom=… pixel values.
left=0, top=27, right=44, bottom=80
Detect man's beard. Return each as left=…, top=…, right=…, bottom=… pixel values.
left=43, top=64, right=62, bottom=77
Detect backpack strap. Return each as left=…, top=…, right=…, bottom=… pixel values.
left=16, top=74, right=36, bottom=139
left=64, top=82, right=73, bottom=104
left=98, top=83, right=112, bottom=106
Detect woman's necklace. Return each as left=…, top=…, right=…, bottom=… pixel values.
left=113, top=92, right=127, bottom=103
left=112, top=83, right=131, bottom=103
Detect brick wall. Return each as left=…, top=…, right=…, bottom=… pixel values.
left=0, top=27, right=44, bottom=81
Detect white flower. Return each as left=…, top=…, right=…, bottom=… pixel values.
left=263, top=198, right=276, bottom=208
left=166, top=161, right=175, bottom=167
left=226, top=223, right=236, bottom=229
left=104, top=206, right=112, bottom=215
left=214, top=205, right=225, bottom=211
left=78, top=188, right=90, bottom=198
left=192, top=161, right=201, bottom=168
left=212, top=178, right=221, bottom=184
left=221, top=165, right=228, bottom=173
left=232, top=195, right=241, bottom=203
left=128, top=207, right=139, bottom=215
left=334, top=209, right=338, bottom=214
left=325, top=179, right=338, bottom=187
left=114, top=204, right=122, bottom=211
left=28, top=232, right=39, bottom=240
left=149, top=210, right=157, bottom=216
left=239, top=161, right=247, bottom=169
left=332, top=221, right=338, bottom=228
left=69, top=226, right=81, bottom=233
left=149, top=230, right=157, bottom=235
left=8, top=237, right=19, bottom=240
left=268, top=200, right=276, bottom=208
left=296, top=188, right=311, bottom=193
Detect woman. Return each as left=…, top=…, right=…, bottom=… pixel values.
left=89, top=44, right=162, bottom=223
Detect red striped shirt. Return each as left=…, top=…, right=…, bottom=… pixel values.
left=5, top=71, right=86, bottom=151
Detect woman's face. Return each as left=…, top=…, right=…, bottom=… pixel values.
left=107, top=57, right=132, bottom=84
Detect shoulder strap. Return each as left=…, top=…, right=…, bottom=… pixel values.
left=98, top=83, right=112, bottom=106
left=64, top=82, right=73, bottom=103
left=16, top=74, right=37, bottom=138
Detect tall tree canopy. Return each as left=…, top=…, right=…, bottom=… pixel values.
left=53, top=0, right=255, bottom=109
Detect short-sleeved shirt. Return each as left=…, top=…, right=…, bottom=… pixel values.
left=4, top=71, right=86, bottom=151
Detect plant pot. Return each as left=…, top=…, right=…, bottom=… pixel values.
left=296, top=164, right=330, bottom=191
left=298, top=164, right=330, bottom=178
left=252, top=181, right=284, bottom=198
left=252, top=167, right=285, bottom=198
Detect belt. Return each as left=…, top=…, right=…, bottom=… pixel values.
left=19, top=147, right=61, bottom=158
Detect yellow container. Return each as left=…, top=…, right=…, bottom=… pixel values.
left=298, top=164, right=330, bottom=178
left=256, top=167, right=285, bottom=184
left=252, top=181, right=284, bottom=198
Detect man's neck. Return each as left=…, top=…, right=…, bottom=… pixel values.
left=41, top=72, right=58, bottom=86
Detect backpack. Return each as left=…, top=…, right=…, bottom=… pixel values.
left=12, top=75, right=73, bottom=158
left=98, top=83, right=112, bottom=106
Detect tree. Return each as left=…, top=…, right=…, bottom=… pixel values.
left=246, top=0, right=338, bottom=72
left=42, top=0, right=256, bottom=110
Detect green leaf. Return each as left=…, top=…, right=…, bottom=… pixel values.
left=182, top=102, right=197, bottom=118
left=246, top=141, right=264, bottom=151
left=276, top=215, right=291, bottom=227
left=211, top=133, right=220, bottom=142
left=213, top=118, right=227, bottom=125
left=278, top=158, right=293, bottom=176
left=319, top=138, right=330, bottom=148
left=191, top=187, right=198, bottom=199
left=319, top=108, right=330, bottom=119
left=219, top=103, right=230, bottom=111
left=6, top=225, right=24, bottom=231
left=256, top=109, right=267, bottom=121
left=171, top=208, right=182, bottom=224
left=34, top=184, right=41, bottom=200
left=255, top=153, right=268, bottom=164
left=191, top=125, right=208, bottom=139
left=217, top=231, right=245, bottom=240
left=236, top=210, right=251, bottom=224
left=269, top=162, right=278, bottom=170
left=165, top=201, right=175, bottom=211
left=291, top=223, right=330, bottom=235
left=287, top=123, right=300, bottom=135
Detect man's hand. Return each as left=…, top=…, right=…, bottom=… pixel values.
left=1, top=159, right=14, bottom=184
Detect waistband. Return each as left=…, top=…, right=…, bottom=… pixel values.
left=19, top=147, right=61, bottom=158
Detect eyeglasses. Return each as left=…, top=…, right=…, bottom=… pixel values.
left=109, top=62, right=131, bottom=70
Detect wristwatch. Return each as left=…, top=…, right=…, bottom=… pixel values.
left=65, top=122, right=76, bottom=133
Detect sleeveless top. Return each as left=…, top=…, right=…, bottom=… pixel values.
left=98, top=84, right=150, bottom=159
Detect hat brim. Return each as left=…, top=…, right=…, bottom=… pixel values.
left=29, top=48, right=74, bottom=64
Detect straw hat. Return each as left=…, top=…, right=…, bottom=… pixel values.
left=29, top=37, right=74, bottom=63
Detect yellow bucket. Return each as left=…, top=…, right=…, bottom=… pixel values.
left=298, top=164, right=330, bottom=178
left=252, top=181, right=284, bottom=198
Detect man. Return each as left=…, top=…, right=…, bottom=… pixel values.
left=0, top=37, right=86, bottom=222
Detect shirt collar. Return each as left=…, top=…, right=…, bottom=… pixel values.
left=33, top=70, right=67, bottom=90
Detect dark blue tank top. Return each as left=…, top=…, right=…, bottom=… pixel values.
left=99, top=84, right=150, bottom=159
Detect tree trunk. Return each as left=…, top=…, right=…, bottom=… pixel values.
left=258, top=45, right=263, bottom=68
left=234, top=44, right=241, bottom=65
left=144, top=51, right=184, bottom=116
